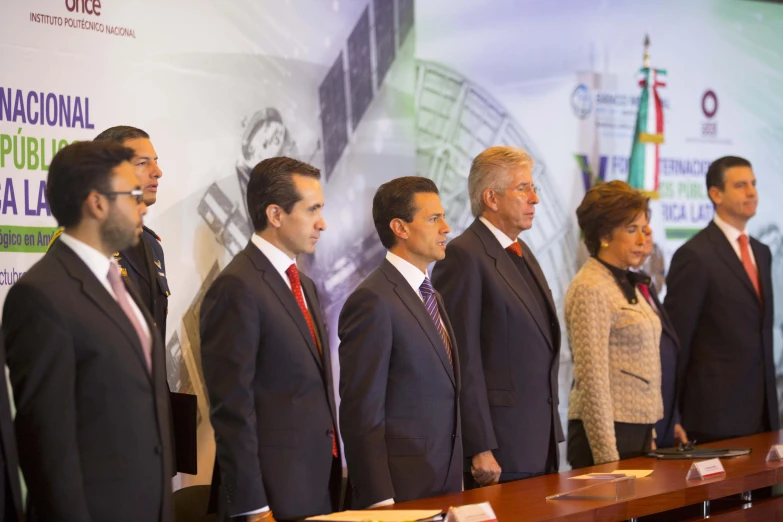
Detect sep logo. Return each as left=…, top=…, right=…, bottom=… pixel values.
left=570, top=84, right=593, bottom=119
left=65, top=0, right=102, bottom=16
left=701, top=90, right=718, bottom=138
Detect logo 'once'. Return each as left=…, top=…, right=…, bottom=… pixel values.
left=65, top=0, right=102, bottom=16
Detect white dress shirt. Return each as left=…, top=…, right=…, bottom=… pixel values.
left=58, top=232, right=150, bottom=341
left=713, top=214, right=757, bottom=268
left=479, top=216, right=517, bottom=249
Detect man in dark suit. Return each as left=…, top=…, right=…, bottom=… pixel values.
left=2, top=141, right=173, bottom=522
left=664, top=156, right=778, bottom=443
left=339, top=177, right=462, bottom=508
left=431, top=146, right=562, bottom=487
left=634, top=225, right=687, bottom=448
left=0, top=336, right=23, bottom=522
left=201, top=157, right=339, bottom=522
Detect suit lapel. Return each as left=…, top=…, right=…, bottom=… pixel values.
left=706, top=222, right=759, bottom=303
left=436, top=292, right=460, bottom=389
left=752, top=238, right=772, bottom=310
left=53, top=242, right=153, bottom=382
left=471, top=220, right=554, bottom=350
left=381, top=260, right=456, bottom=387
left=649, top=284, right=679, bottom=350
left=520, top=242, right=559, bottom=349
left=300, top=275, right=339, bottom=421
left=119, top=239, right=151, bottom=285
left=245, top=243, right=324, bottom=372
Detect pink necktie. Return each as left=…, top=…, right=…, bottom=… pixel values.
left=738, top=234, right=761, bottom=299
left=107, top=263, right=152, bottom=372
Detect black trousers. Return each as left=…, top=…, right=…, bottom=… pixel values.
left=567, top=419, right=653, bottom=470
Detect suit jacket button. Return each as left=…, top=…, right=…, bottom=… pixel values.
left=154, top=445, right=162, bottom=455
left=327, top=428, right=335, bottom=436
left=548, top=397, right=553, bottom=404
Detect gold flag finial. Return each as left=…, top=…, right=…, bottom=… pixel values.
left=643, top=34, right=650, bottom=68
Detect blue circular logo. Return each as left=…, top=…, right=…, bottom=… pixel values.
left=571, top=84, right=593, bottom=119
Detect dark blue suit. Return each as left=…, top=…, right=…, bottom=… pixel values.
left=641, top=280, right=680, bottom=447
left=339, top=259, right=462, bottom=507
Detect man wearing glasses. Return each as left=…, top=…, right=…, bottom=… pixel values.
left=2, top=141, right=173, bottom=521
left=432, top=146, right=563, bottom=487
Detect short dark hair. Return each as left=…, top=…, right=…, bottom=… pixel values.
left=576, top=180, right=649, bottom=257
left=94, top=125, right=149, bottom=144
left=706, top=156, right=752, bottom=205
left=372, top=176, right=439, bottom=249
left=47, top=141, right=135, bottom=228
left=246, top=157, right=321, bottom=232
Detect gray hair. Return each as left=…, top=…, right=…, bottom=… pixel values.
left=468, top=146, right=535, bottom=217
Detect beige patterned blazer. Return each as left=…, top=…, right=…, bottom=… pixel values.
left=566, top=257, right=663, bottom=464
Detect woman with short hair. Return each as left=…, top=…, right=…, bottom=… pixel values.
left=566, top=180, right=663, bottom=468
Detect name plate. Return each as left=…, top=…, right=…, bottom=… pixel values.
left=686, top=457, right=726, bottom=480
left=766, top=444, right=783, bottom=461
left=446, top=502, right=497, bottom=522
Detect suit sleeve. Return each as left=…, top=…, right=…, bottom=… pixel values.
left=338, top=287, right=395, bottom=507
left=566, top=282, right=617, bottom=464
left=431, top=243, right=498, bottom=457
left=662, top=246, right=708, bottom=396
left=200, top=275, right=266, bottom=515
left=2, top=283, right=93, bottom=522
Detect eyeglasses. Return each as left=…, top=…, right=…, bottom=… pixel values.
left=520, top=184, right=540, bottom=199
left=101, top=189, right=144, bottom=204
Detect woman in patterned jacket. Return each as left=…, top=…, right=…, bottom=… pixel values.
left=566, top=181, right=663, bottom=468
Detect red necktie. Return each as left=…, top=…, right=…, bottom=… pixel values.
left=285, top=264, right=321, bottom=355
left=285, top=264, right=338, bottom=458
left=638, top=283, right=651, bottom=303
left=738, top=234, right=761, bottom=299
left=506, top=242, right=523, bottom=257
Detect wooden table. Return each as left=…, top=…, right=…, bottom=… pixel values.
left=386, top=430, right=783, bottom=521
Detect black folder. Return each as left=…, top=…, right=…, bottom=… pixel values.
left=170, top=391, right=198, bottom=474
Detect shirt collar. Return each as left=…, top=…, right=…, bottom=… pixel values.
left=385, top=251, right=427, bottom=295
left=478, top=216, right=516, bottom=249
left=251, top=234, right=297, bottom=279
left=713, top=213, right=747, bottom=244
left=58, top=232, right=114, bottom=283
left=594, top=256, right=650, bottom=305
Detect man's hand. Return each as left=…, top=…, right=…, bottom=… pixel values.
left=471, top=450, right=501, bottom=486
left=674, top=424, right=688, bottom=444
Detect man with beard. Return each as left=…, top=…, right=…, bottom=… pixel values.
left=2, top=141, right=173, bottom=522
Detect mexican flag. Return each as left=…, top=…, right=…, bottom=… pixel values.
left=628, top=51, right=666, bottom=197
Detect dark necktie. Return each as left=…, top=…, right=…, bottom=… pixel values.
left=419, top=278, right=452, bottom=366
left=285, top=264, right=337, bottom=458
